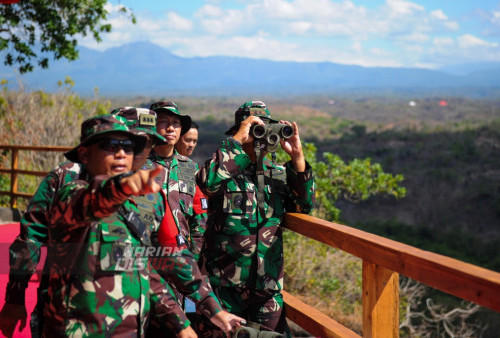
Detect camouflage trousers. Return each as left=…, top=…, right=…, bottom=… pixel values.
left=194, top=286, right=290, bottom=338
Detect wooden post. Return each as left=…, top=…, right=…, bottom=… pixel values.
left=362, top=261, right=399, bottom=338
left=10, top=148, right=18, bottom=208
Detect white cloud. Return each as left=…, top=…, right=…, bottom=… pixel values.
left=196, top=4, right=225, bottom=17
left=287, top=21, right=313, bottom=35
left=104, top=3, right=127, bottom=13
left=399, top=33, right=429, bottom=43
left=493, top=11, right=500, bottom=21
left=196, top=5, right=244, bottom=35
left=351, top=41, right=363, bottom=52
left=168, top=35, right=300, bottom=60
left=385, top=0, right=424, bottom=17
left=165, top=12, right=193, bottom=32
left=430, top=9, right=447, bottom=21
left=458, top=34, right=498, bottom=48
left=443, top=21, right=459, bottom=31
left=433, top=37, right=454, bottom=47
left=80, top=1, right=500, bottom=67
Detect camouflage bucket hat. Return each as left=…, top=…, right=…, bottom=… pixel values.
left=111, top=107, right=166, bottom=145
left=225, top=100, right=277, bottom=135
left=64, top=114, right=147, bottom=163
left=149, top=100, right=192, bottom=135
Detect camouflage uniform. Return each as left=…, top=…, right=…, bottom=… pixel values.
left=5, top=108, right=164, bottom=330
left=42, top=114, right=188, bottom=336
left=148, top=151, right=221, bottom=316
left=148, top=101, right=222, bottom=333
left=6, top=162, right=84, bottom=304
left=148, top=151, right=207, bottom=258
left=149, top=100, right=208, bottom=260
left=44, top=174, right=187, bottom=336
left=114, top=106, right=217, bottom=313
left=4, top=109, right=209, bottom=336
left=196, top=102, right=316, bottom=335
left=192, top=185, right=208, bottom=259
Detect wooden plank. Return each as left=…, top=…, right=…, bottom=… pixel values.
left=10, top=148, right=18, bottom=208
left=0, top=145, right=72, bottom=151
left=0, top=168, right=49, bottom=176
left=0, top=191, right=32, bottom=198
left=283, top=213, right=500, bottom=313
left=282, top=290, right=360, bottom=338
left=362, top=262, right=399, bottom=338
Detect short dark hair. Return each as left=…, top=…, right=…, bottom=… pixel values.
left=190, top=121, right=199, bottom=130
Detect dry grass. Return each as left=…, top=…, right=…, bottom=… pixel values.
left=283, top=231, right=363, bottom=334
left=0, top=83, right=110, bottom=208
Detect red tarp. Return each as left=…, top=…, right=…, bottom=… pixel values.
left=0, top=223, right=45, bottom=337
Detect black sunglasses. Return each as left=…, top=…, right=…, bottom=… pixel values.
left=96, top=138, right=136, bottom=154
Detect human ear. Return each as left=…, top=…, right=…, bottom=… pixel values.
left=78, top=146, right=89, bottom=164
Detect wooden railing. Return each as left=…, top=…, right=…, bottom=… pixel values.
left=282, top=213, right=500, bottom=337
left=0, top=145, right=72, bottom=208
left=2, top=145, right=500, bottom=337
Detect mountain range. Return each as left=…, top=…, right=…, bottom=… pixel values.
left=3, top=41, right=500, bottom=97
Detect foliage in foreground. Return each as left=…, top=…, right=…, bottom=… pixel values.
left=0, top=1, right=135, bottom=73
left=274, top=142, right=406, bottom=220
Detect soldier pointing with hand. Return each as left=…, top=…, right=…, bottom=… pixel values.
left=43, top=114, right=193, bottom=336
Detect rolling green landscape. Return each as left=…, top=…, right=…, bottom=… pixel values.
left=1, top=85, right=500, bottom=336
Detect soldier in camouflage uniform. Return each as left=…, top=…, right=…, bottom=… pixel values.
left=196, top=101, right=316, bottom=336
left=149, top=101, right=207, bottom=260
left=0, top=161, right=85, bottom=338
left=43, top=114, right=194, bottom=336
left=0, top=108, right=166, bottom=338
left=115, top=107, right=243, bottom=336
left=147, top=101, right=243, bottom=334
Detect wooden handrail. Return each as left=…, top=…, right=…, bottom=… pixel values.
left=283, top=213, right=500, bottom=313
left=282, top=290, right=360, bottom=338
left=0, top=145, right=73, bottom=151
left=282, top=213, right=500, bottom=336
left=0, top=144, right=72, bottom=208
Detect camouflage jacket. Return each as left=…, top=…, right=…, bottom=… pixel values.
left=6, top=161, right=84, bottom=304
left=148, top=151, right=207, bottom=257
left=147, top=153, right=222, bottom=317
left=196, top=137, right=315, bottom=291
left=44, top=175, right=188, bottom=336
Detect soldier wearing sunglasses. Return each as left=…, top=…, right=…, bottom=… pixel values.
left=0, top=108, right=169, bottom=337
left=35, top=114, right=195, bottom=336
left=1, top=111, right=200, bottom=337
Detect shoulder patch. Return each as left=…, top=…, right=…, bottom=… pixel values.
left=201, top=197, right=208, bottom=210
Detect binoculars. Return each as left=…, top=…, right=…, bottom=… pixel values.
left=250, top=120, right=294, bottom=153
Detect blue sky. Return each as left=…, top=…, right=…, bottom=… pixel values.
left=83, top=0, right=500, bottom=69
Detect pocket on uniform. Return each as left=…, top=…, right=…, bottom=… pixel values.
left=100, top=223, right=136, bottom=272
left=223, top=188, right=254, bottom=215
left=179, top=194, right=194, bottom=215
left=207, top=252, right=249, bottom=286
left=179, top=181, right=196, bottom=197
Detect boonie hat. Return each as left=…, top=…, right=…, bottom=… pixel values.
left=225, top=101, right=277, bottom=135
left=64, top=114, right=147, bottom=163
left=111, top=107, right=166, bottom=145
left=150, top=100, right=192, bottom=135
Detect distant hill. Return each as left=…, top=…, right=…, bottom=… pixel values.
left=3, top=41, right=500, bottom=97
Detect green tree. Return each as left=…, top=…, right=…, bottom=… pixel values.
left=274, top=142, right=406, bottom=221
left=0, top=0, right=135, bottom=73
